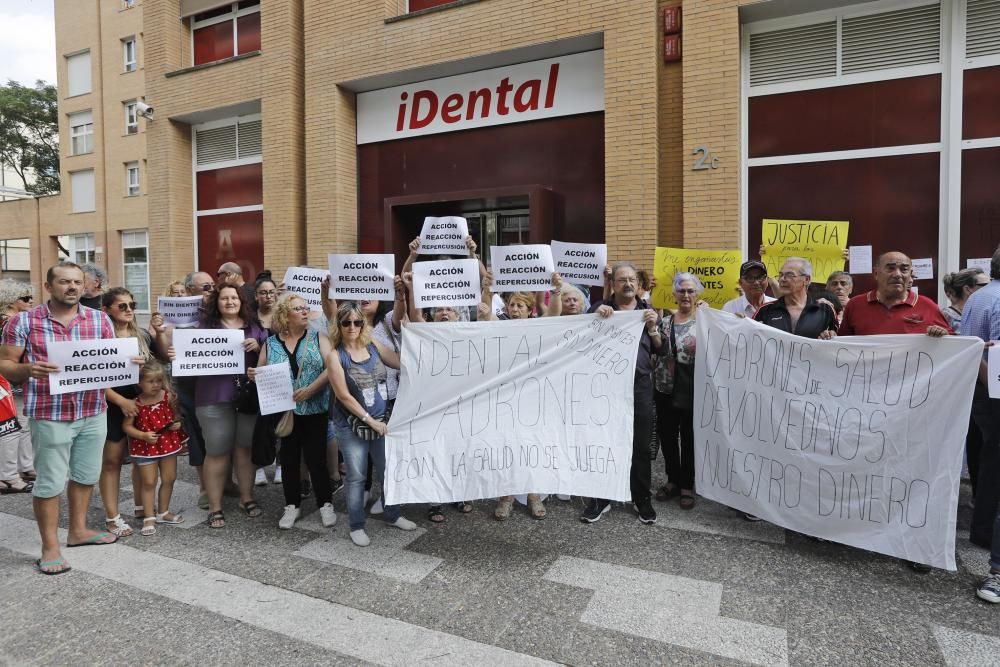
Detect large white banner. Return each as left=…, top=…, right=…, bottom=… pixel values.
left=694, top=308, right=982, bottom=570
left=385, top=312, right=645, bottom=504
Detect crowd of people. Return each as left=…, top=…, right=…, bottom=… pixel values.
left=0, top=240, right=998, bottom=607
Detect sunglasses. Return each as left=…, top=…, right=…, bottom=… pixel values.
left=16, top=295, right=32, bottom=302
left=340, top=319, right=364, bottom=328
left=200, top=283, right=215, bottom=292
left=116, top=302, right=138, bottom=312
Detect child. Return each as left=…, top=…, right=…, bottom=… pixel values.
left=123, top=361, right=187, bottom=536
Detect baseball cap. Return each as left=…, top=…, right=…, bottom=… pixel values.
left=740, top=260, right=767, bottom=276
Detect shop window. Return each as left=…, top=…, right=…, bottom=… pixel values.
left=70, top=170, right=96, bottom=213
left=125, top=100, right=139, bottom=135
left=122, top=229, right=150, bottom=311
left=192, top=1, right=260, bottom=67
left=409, top=0, right=457, bottom=11
left=123, top=37, right=137, bottom=72
left=69, top=111, right=93, bottom=156
left=126, top=162, right=140, bottom=196
left=66, top=51, right=91, bottom=96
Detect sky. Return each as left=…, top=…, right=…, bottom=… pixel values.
left=0, top=0, right=57, bottom=86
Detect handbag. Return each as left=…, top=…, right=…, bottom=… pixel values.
left=274, top=410, right=295, bottom=438
left=234, top=375, right=259, bottom=414
left=346, top=412, right=387, bottom=441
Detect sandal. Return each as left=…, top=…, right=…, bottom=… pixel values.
left=239, top=501, right=263, bottom=518
left=679, top=493, right=696, bottom=510
left=528, top=494, right=546, bottom=520
left=494, top=496, right=514, bottom=521
left=20, top=470, right=36, bottom=482
left=156, top=511, right=184, bottom=525
left=105, top=514, right=134, bottom=537
left=141, top=517, right=156, bottom=536
left=0, top=478, right=32, bottom=494
left=655, top=485, right=679, bottom=502
left=207, top=511, right=226, bottom=529
left=35, top=557, right=71, bottom=575
left=427, top=506, right=447, bottom=523
left=197, top=493, right=209, bottom=510
left=452, top=501, right=473, bottom=514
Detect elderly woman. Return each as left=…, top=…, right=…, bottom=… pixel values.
left=652, top=273, right=702, bottom=510
left=250, top=293, right=335, bottom=529
left=0, top=279, right=34, bottom=493
left=942, top=268, right=988, bottom=332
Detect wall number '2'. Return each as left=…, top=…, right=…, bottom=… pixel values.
left=692, top=146, right=720, bottom=170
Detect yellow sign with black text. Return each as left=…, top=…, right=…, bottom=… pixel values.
left=652, top=247, right=742, bottom=310
left=761, top=219, right=849, bottom=282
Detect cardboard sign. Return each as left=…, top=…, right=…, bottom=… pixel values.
left=762, top=219, right=849, bottom=281
left=283, top=267, right=328, bottom=312
left=171, top=329, right=246, bottom=377
left=157, top=296, right=203, bottom=328
left=411, top=259, right=481, bottom=309
left=550, top=241, right=607, bottom=287
left=255, top=362, right=296, bottom=416
left=417, top=216, right=469, bottom=256
left=47, top=338, right=140, bottom=395
left=651, top=247, right=742, bottom=310
left=489, top=245, right=555, bottom=292
left=327, top=254, right=395, bottom=301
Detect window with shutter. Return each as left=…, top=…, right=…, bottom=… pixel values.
left=748, top=22, right=838, bottom=87
left=841, top=4, right=941, bottom=75
left=967, top=0, right=1000, bottom=59
left=196, top=125, right=238, bottom=165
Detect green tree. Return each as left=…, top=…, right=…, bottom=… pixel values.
left=0, top=80, right=60, bottom=196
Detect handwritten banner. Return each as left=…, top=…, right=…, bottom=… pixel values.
left=385, top=312, right=644, bottom=504
left=551, top=241, right=607, bottom=286
left=411, top=259, right=481, bottom=309
left=490, top=245, right=555, bottom=292
left=694, top=307, right=981, bottom=570
left=47, top=338, right=140, bottom=395
left=171, top=329, right=245, bottom=377
left=328, top=253, right=395, bottom=301
left=157, top=296, right=203, bottom=327
left=652, top=247, right=742, bottom=310
left=762, top=219, right=849, bottom=281
left=283, top=267, right=328, bottom=312
left=418, top=216, right=469, bottom=256
left=255, top=362, right=296, bottom=416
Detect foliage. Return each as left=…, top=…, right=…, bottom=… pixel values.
left=0, top=80, right=60, bottom=196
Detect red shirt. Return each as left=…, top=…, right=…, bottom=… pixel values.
left=839, top=290, right=953, bottom=336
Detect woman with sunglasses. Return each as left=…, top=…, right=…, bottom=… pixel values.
left=99, top=287, right=156, bottom=536
left=327, top=302, right=417, bottom=546
left=0, top=279, right=36, bottom=493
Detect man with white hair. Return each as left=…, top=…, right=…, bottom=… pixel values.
left=753, top=257, right=838, bottom=339
left=78, top=263, right=108, bottom=310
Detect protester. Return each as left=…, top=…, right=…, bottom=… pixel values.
left=98, top=287, right=157, bottom=538
left=942, top=268, right=988, bottom=332
left=251, top=294, right=335, bottom=530
left=585, top=261, right=659, bottom=525
left=122, top=361, right=187, bottom=536
left=0, top=279, right=35, bottom=492
left=723, top=260, right=775, bottom=317
left=327, top=301, right=417, bottom=546
left=559, top=283, right=587, bottom=316
left=217, top=261, right=256, bottom=305
left=653, top=273, right=703, bottom=510
left=79, top=263, right=108, bottom=310
left=164, top=281, right=187, bottom=298
left=753, top=258, right=838, bottom=340
left=636, top=270, right=653, bottom=302
left=825, top=271, right=853, bottom=312
left=0, top=262, right=145, bottom=574
left=252, top=272, right=280, bottom=488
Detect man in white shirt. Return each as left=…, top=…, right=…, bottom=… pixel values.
left=722, top=260, right=775, bottom=318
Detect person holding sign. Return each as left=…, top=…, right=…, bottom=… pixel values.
left=252, top=272, right=279, bottom=333
left=584, top=261, right=660, bottom=525
left=326, top=302, right=417, bottom=547
left=0, top=262, right=135, bottom=574
left=403, top=235, right=486, bottom=321
left=249, top=294, right=335, bottom=531
left=753, top=259, right=838, bottom=341
left=722, top=261, right=775, bottom=318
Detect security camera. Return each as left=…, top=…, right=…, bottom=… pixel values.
left=136, top=101, right=154, bottom=120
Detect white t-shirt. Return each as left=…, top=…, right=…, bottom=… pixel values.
left=722, top=294, right=775, bottom=318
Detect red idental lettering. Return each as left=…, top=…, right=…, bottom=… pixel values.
left=396, top=92, right=409, bottom=131
left=441, top=93, right=464, bottom=123
left=409, top=90, right=439, bottom=130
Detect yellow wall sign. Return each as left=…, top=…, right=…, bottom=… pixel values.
left=761, top=219, right=849, bottom=282
left=652, top=247, right=742, bottom=310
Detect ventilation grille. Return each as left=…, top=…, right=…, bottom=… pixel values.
left=237, top=119, right=262, bottom=157
left=967, top=0, right=1000, bottom=59
left=749, top=21, right=837, bottom=86
left=195, top=125, right=237, bottom=165
left=842, top=3, right=941, bottom=74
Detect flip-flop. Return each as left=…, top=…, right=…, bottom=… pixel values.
left=35, top=557, right=72, bottom=575
left=66, top=531, right=118, bottom=548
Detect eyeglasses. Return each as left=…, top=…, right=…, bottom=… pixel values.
left=340, top=319, right=364, bottom=328
left=290, top=306, right=310, bottom=313
left=16, top=295, right=32, bottom=302
left=675, top=289, right=697, bottom=295
left=778, top=272, right=806, bottom=280
left=742, top=276, right=768, bottom=284
left=614, top=277, right=637, bottom=284
left=116, top=302, right=138, bottom=312
left=257, top=290, right=277, bottom=297
left=199, top=283, right=215, bottom=292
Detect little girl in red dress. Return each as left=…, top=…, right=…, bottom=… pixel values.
left=123, top=361, right=188, bottom=536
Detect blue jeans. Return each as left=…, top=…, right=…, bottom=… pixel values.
left=335, top=424, right=400, bottom=530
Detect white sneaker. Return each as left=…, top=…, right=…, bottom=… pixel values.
left=390, top=516, right=417, bottom=531
left=350, top=529, right=370, bottom=546
left=370, top=498, right=383, bottom=515
left=319, top=502, right=337, bottom=527
left=274, top=465, right=283, bottom=485
left=254, top=468, right=268, bottom=486
left=278, top=505, right=300, bottom=529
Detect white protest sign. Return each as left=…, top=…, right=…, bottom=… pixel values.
left=385, top=311, right=645, bottom=504
left=157, top=296, right=203, bottom=327
left=489, top=245, right=555, bottom=292
left=171, top=329, right=246, bottom=377
left=417, top=216, right=469, bottom=256
left=46, top=338, right=140, bottom=395
left=551, top=241, right=607, bottom=286
left=912, top=258, right=933, bottom=280
left=968, top=258, right=992, bottom=274
left=989, top=345, right=1000, bottom=399
left=694, top=308, right=982, bottom=570
left=255, top=362, right=296, bottom=416
left=282, top=267, right=328, bottom=312
left=411, top=259, right=481, bottom=308
left=848, top=245, right=872, bottom=275
left=327, top=254, right=395, bottom=301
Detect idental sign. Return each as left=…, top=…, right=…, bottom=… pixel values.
left=356, top=50, right=604, bottom=144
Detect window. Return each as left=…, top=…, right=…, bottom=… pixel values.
left=122, top=230, right=150, bottom=311
left=125, top=100, right=138, bottom=135
left=70, top=170, right=96, bottom=213
left=68, top=111, right=93, bottom=155
left=409, top=0, right=458, bottom=12
left=191, top=1, right=260, bottom=66
left=64, top=233, right=96, bottom=264
left=123, top=37, right=137, bottom=72
left=123, top=0, right=135, bottom=8
left=66, top=51, right=91, bottom=96
left=125, top=162, right=140, bottom=196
